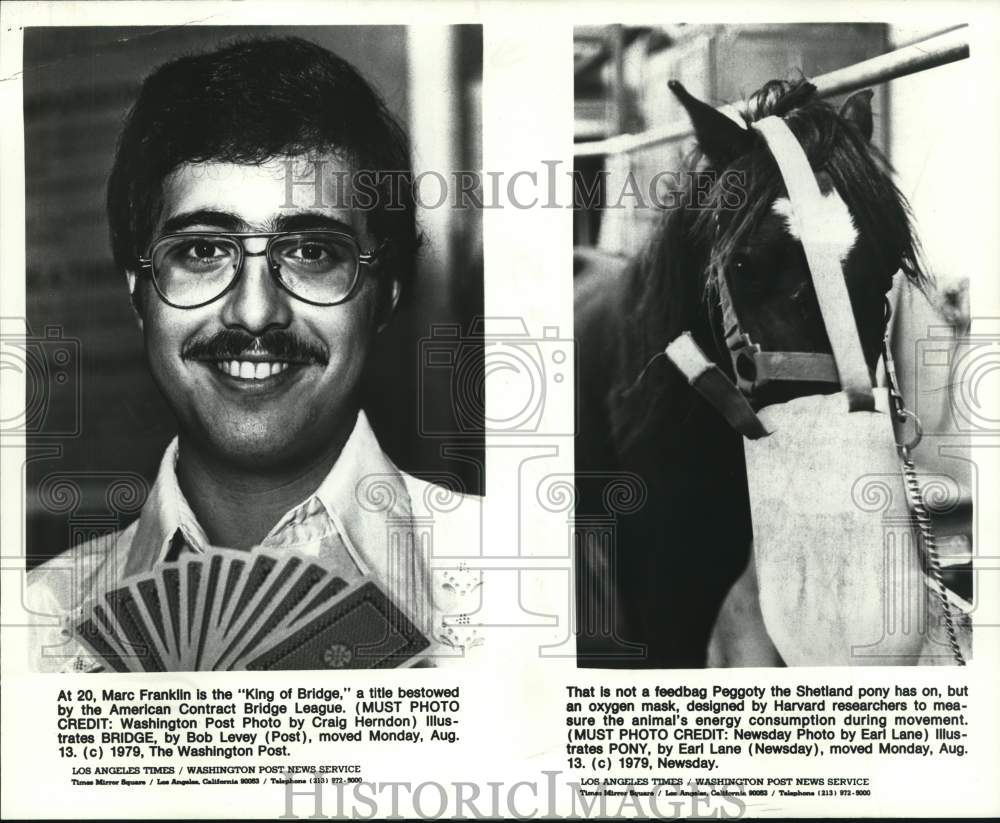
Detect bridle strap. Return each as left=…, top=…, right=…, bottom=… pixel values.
left=753, top=350, right=838, bottom=385
left=714, top=253, right=841, bottom=397
left=666, top=333, right=769, bottom=439
left=750, top=116, right=875, bottom=412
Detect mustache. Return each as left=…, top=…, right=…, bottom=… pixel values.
left=181, top=329, right=329, bottom=364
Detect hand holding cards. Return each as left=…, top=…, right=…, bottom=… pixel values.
left=73, top=547, right=432, bottom=671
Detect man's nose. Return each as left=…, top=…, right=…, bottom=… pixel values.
left=218, top=248, right=293, bottom=333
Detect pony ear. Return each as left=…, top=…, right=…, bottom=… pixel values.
left=668, top=79, right=752, bottom=167
left=839, top=89, right=874, bottom=142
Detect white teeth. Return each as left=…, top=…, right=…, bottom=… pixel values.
left=216, top=361, right=290, bottom=380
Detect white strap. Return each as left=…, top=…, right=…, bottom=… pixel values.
left=751, top=116, right=875, bottom=412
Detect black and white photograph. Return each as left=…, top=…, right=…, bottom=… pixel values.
left=18, top=25, right=485, bottom=672
left=574, top=23, right=976, bottom=669
left=1, top=4, right=999, bottom=821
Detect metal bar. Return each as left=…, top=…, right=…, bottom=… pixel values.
left=574, top=25, right=969, bottom=158
left=610, top=25, right=627, bottom=135
left=812, top=24, right=969, bottom=97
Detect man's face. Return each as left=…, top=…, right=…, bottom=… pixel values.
left=129, top=156, right=395, bottom=473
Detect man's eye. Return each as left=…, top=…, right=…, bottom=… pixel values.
left=185, top=241, right=227, bottom=260
left=291, top=243, right=330, bottom=263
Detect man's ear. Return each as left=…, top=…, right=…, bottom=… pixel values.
left=839, top=89, right=874, bottom=142
left=125, top=269, right=144, bottom=331
left=376, top=277, right=401, bottom=333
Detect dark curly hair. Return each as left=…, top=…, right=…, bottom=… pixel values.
left=107, top=36, right=420, bottom=304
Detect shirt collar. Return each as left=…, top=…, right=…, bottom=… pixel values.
left=123, top=410, right=413, bottom=579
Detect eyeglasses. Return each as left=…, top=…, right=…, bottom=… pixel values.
left=137, top=231, right=385, bottom=309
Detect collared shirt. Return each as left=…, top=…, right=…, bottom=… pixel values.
left=26, top=411, right=483, bottom=672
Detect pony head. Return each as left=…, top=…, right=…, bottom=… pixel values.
left=669, top=78, right=927, bottom=405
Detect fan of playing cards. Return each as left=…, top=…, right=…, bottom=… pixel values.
left=74, top=547, right=431, bottom=671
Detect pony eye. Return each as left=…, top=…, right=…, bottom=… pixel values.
left=733, top=254, right=770, bottom=294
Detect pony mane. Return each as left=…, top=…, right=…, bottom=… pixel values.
left=609, top=78, right=928, bottom=456
left=709, top=79, right=928, bottom=290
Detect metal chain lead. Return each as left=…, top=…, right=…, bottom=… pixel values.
left=898, top=448, right=966, bottom=666
left=882, top=300, right=965, bottom=666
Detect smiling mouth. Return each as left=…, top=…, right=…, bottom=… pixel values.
left=214, top=360, right=294, bottom=380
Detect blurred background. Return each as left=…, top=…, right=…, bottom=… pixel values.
left=23, top=25, right=483, bottom=568
left=574, top=23, right=972, bottom=274
left=573, top=23, right=975, bottom=603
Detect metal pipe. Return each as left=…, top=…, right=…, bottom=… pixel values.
left=812, top=24, right=968, bottom=97
left=574, top=25, right=969, bottom=158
